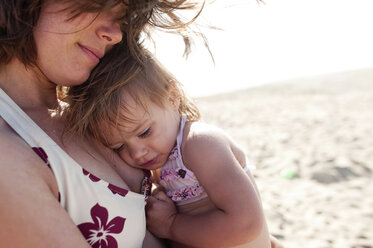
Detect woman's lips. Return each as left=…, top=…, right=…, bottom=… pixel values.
left=79, top=44, right=102, bottom=64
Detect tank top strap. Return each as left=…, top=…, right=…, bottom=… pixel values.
left=175, top=115, right=187, bottom=148
left=0, top=88, right=51, bottom=148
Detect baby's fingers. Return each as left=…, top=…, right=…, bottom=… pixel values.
left=151, top=185, right=165, bottom=195
left=152, top=190, right=171, bottom=202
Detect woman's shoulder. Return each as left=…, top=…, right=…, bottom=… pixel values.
left=0, top=117, right=91, bottom=248
left=0, top=117, right=58, bottom=193
left=0, top=117, right=32, bottom=159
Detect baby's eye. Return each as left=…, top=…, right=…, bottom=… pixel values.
left=139, top=127, right=151, bottom=138
left=113, top=144, right=125, bottom=153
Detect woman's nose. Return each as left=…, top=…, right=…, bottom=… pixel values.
left=94, top=7, right=123, bottom=45
left=96, top=22, right=123, bottom=45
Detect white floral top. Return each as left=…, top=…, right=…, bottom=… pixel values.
left=0, top=89, right=149, bottom=248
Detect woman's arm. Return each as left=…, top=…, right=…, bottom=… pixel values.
left=146, top=124, right=267, bottom=247
left=0, top=124, right=91, bottom=247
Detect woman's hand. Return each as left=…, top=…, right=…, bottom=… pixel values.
left=145, top=190, right=177, bottom=239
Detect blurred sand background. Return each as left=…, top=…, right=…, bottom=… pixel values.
left=194, top=68, right=373, bottom=248
left=149, top=1, right=373, bottom=246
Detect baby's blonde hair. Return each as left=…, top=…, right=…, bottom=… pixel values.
left=64, top=48, right=200, bottom=145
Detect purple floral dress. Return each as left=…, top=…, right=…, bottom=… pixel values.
left=159, top=116, right=208, bottom=206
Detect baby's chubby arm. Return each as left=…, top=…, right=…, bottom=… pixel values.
left=146, top=123, right=266, bottom=247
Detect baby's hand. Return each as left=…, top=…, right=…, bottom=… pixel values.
left=151, top=184, right=165, bottom=195
left=146, top=191, right=177, bottom=239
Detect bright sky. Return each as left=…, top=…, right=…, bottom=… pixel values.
left=147, top=0, right=373, bottom=97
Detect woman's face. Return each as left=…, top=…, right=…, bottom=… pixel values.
left=33, top=2, right=125, bottom=86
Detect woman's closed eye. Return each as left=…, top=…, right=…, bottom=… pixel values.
left=139, top=127, right=151, bottom=138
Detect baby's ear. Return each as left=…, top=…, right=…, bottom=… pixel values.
left=167, top=80, right=181, bottom=110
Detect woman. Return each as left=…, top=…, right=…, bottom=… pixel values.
left=0, top=0, right=200, bottom=247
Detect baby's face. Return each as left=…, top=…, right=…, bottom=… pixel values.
left=104, top=93, right=180, bottom=171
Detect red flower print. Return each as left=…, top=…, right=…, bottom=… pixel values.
left=78, top=203, right=126, bottom=248
left=108, top=184, right=129, bottom=197
left=82, top=168, right=101, bottom=182
left=32, top=147, right=61, bottom=202
left=32, top=147, right=50, bottom=168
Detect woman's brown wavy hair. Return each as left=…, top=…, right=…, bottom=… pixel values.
left=64, top=45, right=200, bottom=145
left=0, top=0, right=205, bottom=67
left=1, top=0, right=205, bottom=142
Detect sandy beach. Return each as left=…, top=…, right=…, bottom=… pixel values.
left=194, top=68, right=373, bottom=248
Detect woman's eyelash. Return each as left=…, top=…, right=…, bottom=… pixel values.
left=113, top=144, right=125, bottom=153
left=139, top=127, right=151, bottom=138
